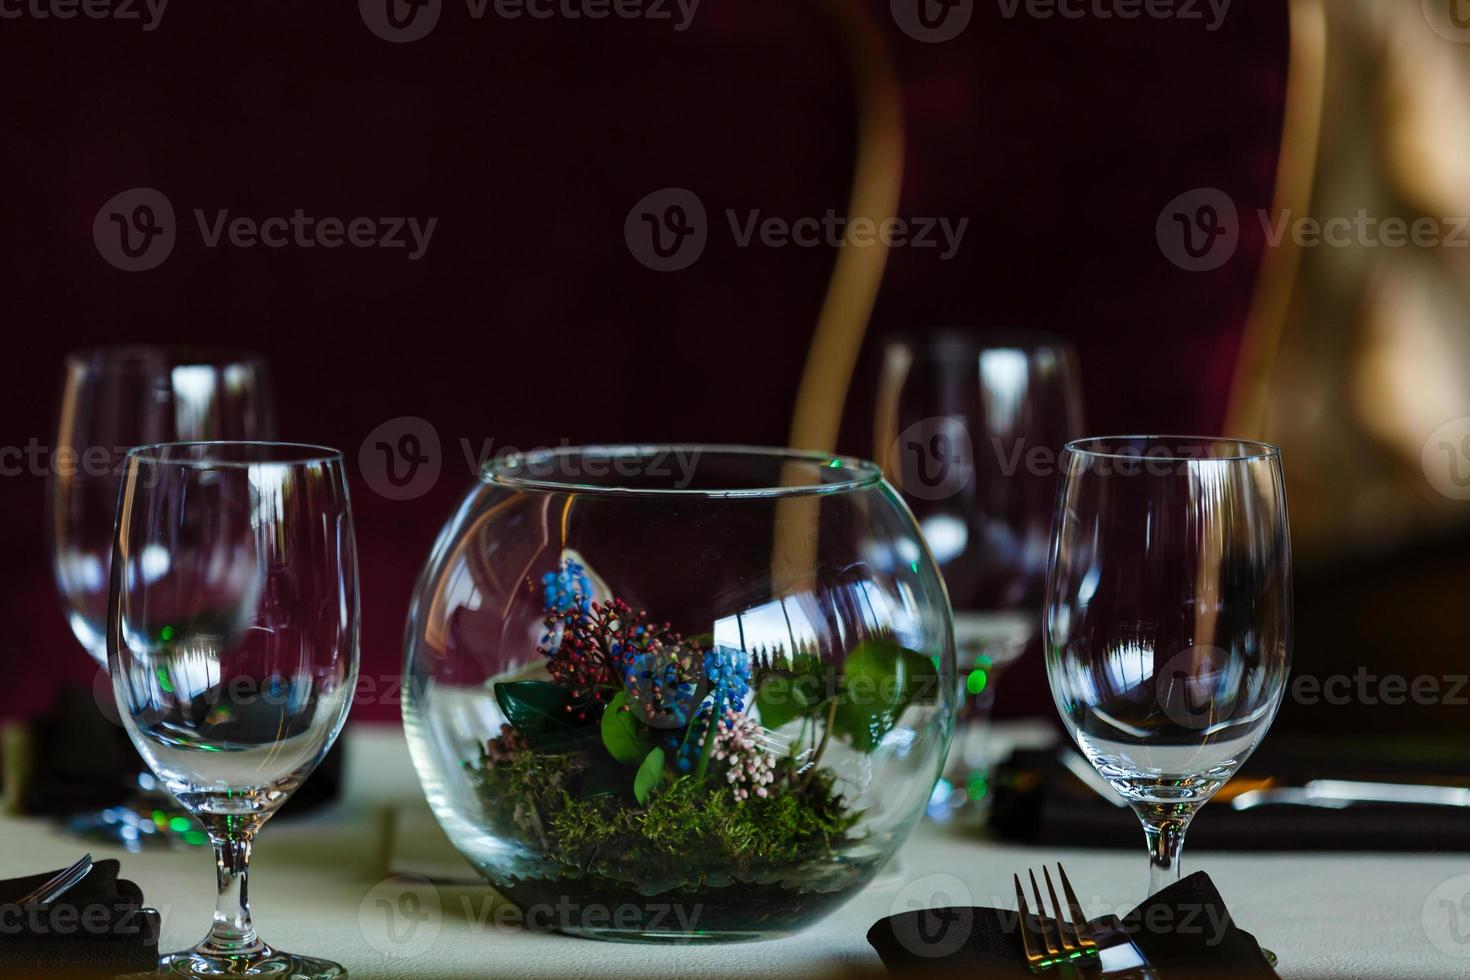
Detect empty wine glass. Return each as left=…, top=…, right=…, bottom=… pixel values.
left=1045, top=437, right=1291, bottom=895
left=109, top=442, right=358, bottom=979
left=48, top=346, right=274, bottom=847
left=874, top=328, right=1083, bottom=817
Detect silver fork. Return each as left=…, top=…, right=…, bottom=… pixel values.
left=1013, top=863, right=1098, bottom=971
left=1014, top=863, right=1159, bottom=978
left=14, top=854, right=93, bottom=908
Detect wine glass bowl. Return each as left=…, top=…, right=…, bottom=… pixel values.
left=49, top=347, right=274, bottom=661
left=876, top=329, right=1083, bottom=624
left=402, top=446, right=956, bottom=943
left=874, top=328, right=1083, bottom=818
left=110, top=442, right=358, bottom=978
left=47, top=346, right=275, bottom=850
left=1044, top=436, right=1291, bottom=894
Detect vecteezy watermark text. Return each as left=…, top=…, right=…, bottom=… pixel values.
left=727, top=211, right=968, bottom=260
left=0, top=900, right=161, bottom=940
left=0, top=0, right=168, bottom=30
left=890, top=0, right=1227, bottom=43
left=358, top=875, right=704, bottom=957
left=625, top=187, right=968, bottom=272
left=360, top=0, right=698, bottom=43
left=94, top=187, right=436, bottom=272
left=994, top=0, right=1230, bottom=31
left=1291, top=670, right=1470, bottom=708
left=0, top=439, right=124, bottom=478
left=1157, top=187, right=1470, bottom=271
left=358, top=418, right=705, bottom=499
left=194, top=210, right=436, bottom=259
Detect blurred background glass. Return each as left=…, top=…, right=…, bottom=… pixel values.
left=46, top=346, right=273, bottom=846
left=874, top=328, right=1082, bottom=820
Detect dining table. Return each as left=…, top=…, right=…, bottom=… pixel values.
left=0, top=724, right=1456, bottom=979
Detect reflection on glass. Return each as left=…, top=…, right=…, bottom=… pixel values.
left=49, top=347, right=273, bottom=659
left=402, top=446, right=956, bottom=942
left=1045, top=437, right=1292, bottom=895
left=874, top=329, right=1083, bottom=818
left=110, top=442, right=358, bottom=978
left=46, top=346, right=273, bottom=849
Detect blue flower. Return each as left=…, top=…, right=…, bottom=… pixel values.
left=541, top=559, right=590, bottom=614
left=622, top=643, right=705, bottom=729
left=676, top=703, right=715, bottom=773
left=671, top=647, right=753, bottom=774
left=703, top=645, right=751, bottom=712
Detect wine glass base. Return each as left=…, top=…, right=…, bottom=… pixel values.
left=63, top=803, right=206, bottom=852
left=160, top=946, right=345, bottom=979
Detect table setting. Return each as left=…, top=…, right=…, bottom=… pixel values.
left=5, top=5, right=1470, bottom=979
left=0, top=328, right=1465, bottom=980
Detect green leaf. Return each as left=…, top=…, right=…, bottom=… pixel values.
left=494, top=681, right=592, bottom=752
left=600, top=691, right=651, bottom=765
left=831, top=640, right=941, bottom=752
left=753, top=654, right=828, bottom=729
left=633, top=747, right=665, bottom=805
left=755, top=676, right=800, bottom=730
left=576, top=764, right=629, bottom=800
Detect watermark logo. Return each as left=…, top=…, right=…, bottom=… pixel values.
left=354, top=425, right=705, bottom=499
left=94, top=187, right=176, bottom=272
left=1291, top=669, right=1468, bottom=708
left=93, top=666, right=434, bottom=727
left=92, top=666, right=123, bottom=726
left=995, top=0, right=1231, bottom=31
left=625, top=187, right=707, bottom=272
left=889, top=416, right=975, bottom=501
left=0, top=0, right=169, bottom=31
left=1423, top=0, right=1470, bottom=43
left=626, top=187, right=968, bottom=272
left=728, top=210, right=967, bottom=259
left=891, top=0, right=973, bottom=43
left=359, top=876, right=443, bottom=959
left=1424, top=874, right=1470, bottom=959
left=1156, top=645, right=1236, bottom=730
left=361, top=0, right=698, bottom=42
left=1160, top=188, right=1470, bottom=270
left=1423, top=417, right=1470, bottom=501
left=1156, top=187, right=1238, bottom=272
left=360, top=0, right=443, bottom=43
left=887, top=873, right=975, bottom=957
left=93, top=189, right=437, bottom=271
left=1260, top=210, right=1469, bottom=250
left=360, top=417, right=443, bottom=501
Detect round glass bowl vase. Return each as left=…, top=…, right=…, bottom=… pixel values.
left=402, top=446, right=957, bottom=943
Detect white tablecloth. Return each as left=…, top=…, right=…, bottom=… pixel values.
left=0, top=725, right=1460, bottom=978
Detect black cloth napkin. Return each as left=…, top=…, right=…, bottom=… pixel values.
left=0, top=859, right=159, bottom=979
left=869, top=870, right=1277, bottom=979
left=990, top=735, right=1470, bottom=851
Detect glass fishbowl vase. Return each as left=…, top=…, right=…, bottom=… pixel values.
left=402, top=446, right=956, bottom=943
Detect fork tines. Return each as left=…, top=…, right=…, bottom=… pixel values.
left=1013, top=863, right=1098, bottom=971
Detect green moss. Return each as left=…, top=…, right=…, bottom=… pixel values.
left=469, top=749, right=862, bottom=888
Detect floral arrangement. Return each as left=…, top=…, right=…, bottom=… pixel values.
left=467, top=557, right=939, bottom=901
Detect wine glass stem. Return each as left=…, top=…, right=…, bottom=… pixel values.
left=202, top=826, right=264, bottom=956
left=1136, top=806, right=1195, bottom=896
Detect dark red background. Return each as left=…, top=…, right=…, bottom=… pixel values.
left=0, top=1, right=1288, bottom=722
